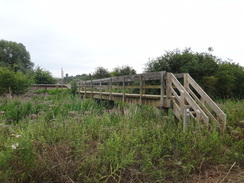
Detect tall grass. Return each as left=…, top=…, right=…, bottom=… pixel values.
left=0, top=93, right=243, bottom=182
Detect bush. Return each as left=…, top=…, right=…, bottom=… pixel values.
left=34, top=67, right=55, bottom=84
left=0, top=67, right=33, bottom=95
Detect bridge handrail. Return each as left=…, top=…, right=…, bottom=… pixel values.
left=184, top=74, right=226, bottom=131
left=167, top=73, right=209, bottom=127
left=81, top=71, right=166, bottom=84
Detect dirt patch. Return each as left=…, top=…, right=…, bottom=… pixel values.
left=188, top=164, right=244, bottom=183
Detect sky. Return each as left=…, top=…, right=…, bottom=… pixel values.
left=1, top=0, right=244, bottom=77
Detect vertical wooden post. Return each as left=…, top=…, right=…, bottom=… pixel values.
left=183, top=73, right=189, bottom=91
left=160, top=71, right=165, bottom=107
left=109, top=78, right=112, bottom=100
left=139, top=75, right=143, bottom=105
left=84, top=81, right=87, bottom=98
left=100, top=79, right=102, bottom=99
left=123, top=77, right=125, bottom=103
left=166, top=73, right=172, bottom=98
left=183, top=106, right=190, bottom=131
left=180, top=90, right=185, bottom=116
left=166, top=72, right=172, bottom=108
left=90, top=74, right=93, bottom=99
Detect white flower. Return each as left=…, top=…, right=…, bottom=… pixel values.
left=11, top=143, right=19, bottom=149
left=15, top=135, right=21, bottom=138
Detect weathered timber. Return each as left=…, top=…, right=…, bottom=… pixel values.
left=77, top=71, right=226, bottom=131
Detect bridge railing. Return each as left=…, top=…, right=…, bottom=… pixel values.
left=78, top=71, right=226, bottom=131
left=166, top=72, right=226, bottom=131
left=183, top=73, right=226, bottom=131
left=78, top=71, right=167, bottom=106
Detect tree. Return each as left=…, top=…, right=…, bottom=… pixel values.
left=215, top=61, right=244, bottom=98
left=0, top=67, right=33, bottom=95
left=111, top=65, right=136, bottom=76
left=92, top=67, right=110, bottom=79
left=34, top=67, right=55, bottom=84
left=0, top=40, right=34, bottom=73
left=144, top=48, right=244, bottom=99
left=145, top=48, right=219, bottom=84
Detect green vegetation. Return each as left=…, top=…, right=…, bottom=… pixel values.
left=145, top=48, right=244, bottom=99
left=34, top=67, right=56, bottom=84
left=0, top=67, right=33, bottom=95
left=0, top=39, right=34, bottom=73
left=0, top=92, right=243, bottom=182
left=111, top=65, right=136, bottom=77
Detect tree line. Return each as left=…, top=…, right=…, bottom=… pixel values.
left=0, top=39, right=243, bottom=99
left=0, top=40, right=55, bottom=94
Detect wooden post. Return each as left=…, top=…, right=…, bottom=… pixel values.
left=109, top=78, right=112, bottom=100
left=160, top=71, right=165, bottom=107
left=180, top=90, right=185, bottom=116
left=139, top=75, right=143, bottom=105
left=183, top=73, right=189, bottom=91
left=166, top=72, right=172, bottom=108
left=123, top=77, right=125, bottom=103
left=183, top=106, right=190, bottom=131
left=84, top=81, right=87, bottom=98
left=90, top=74, right=93, bottom=99
left=100, top=79, right=102, bottom=99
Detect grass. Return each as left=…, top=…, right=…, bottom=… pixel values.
left=0, top=92, right=243, bottom=182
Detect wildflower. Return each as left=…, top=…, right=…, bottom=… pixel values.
left=16, top=135, right=21, bottom=138
left=11, top=143, right=19, bottom=149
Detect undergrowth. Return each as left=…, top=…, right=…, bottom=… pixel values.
left=0, top=93, right=243, bottom=182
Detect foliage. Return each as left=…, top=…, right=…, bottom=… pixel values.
left=0, top=94, right=243, bottom=182
left=145, top=48, right=219, bottom=83
left=145, top=48, right=244, bottom=99
left=63, top=73, right=90, bottom=84
left=0, top=39, right=34, bottom=73
left=214, top=61, right=244, bottom=98
left=0, top=67, right=33, bottom=95
left=70, top=82, right=78, bottom=96
left=34, top=67, right=55, bottom=84
left=92, top=66, right=110, bottom=79
left=111, top=65, right=136, bottom=76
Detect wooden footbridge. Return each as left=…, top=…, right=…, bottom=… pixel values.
left=77, top=71, right=226, bottom=131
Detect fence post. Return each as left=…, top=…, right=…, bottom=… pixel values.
left=160, top=71, right=165, bottom=108
left=90, top=74, right=93, bottom=99
left=183, top=106, right=190, bottom=131
left=166, top=72, right=172, bottom=108
left=109, top=78, right=112, bottom=100
left=123, top=77, right=125, bottom=103
left=140, top=75, right=143, bottom=105
left=84, top=81, right=87, bottom=98
left=100, top=79, right=102, bottom=99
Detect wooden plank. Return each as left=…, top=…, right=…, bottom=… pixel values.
left=140, top=75, right=143, bottom=105
left=172, top=100, right=181, bottom=120
left=187, top=74, right=225, bottom=115
left=170, top=73, right=209, bottom=125
left=160, top=71, right=165, bottom=107
left=87, top=71, right=166, bottom=84
left=84, top=81, right=87, bottom=98
left=79, top=91, right=161, bottom=99
left=99, top=79, right=102, bottom=99
left=111, top=85, right=160, bottom=89
left=123, top=77, right=125, bottom=103
left=170, top=86, right=180, bottom=102
left=166, top=73, right=172, bottom=98
left=109, top=78, right=112, bottom=100
left=188, top=87, right=217, bottom=128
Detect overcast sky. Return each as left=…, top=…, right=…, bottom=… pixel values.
left=1, top=0, right=244, bottom=77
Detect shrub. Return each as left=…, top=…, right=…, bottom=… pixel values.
left=0, top=67, right=33, bottom=95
